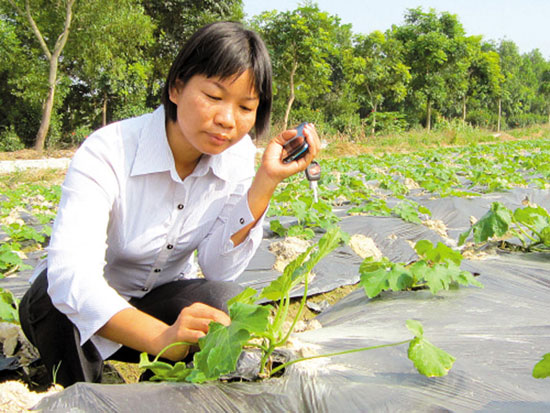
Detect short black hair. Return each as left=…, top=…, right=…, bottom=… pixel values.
left=162, top=21, right=272, bottom=139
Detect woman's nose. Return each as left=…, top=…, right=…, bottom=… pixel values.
left=214, top=103, right=236, bottom=129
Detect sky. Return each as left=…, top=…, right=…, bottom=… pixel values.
left=243, top=0, right=550, bottom=59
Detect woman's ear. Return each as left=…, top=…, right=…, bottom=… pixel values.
left=169, top=79, right=184, bottom=105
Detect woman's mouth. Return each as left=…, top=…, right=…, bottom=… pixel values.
left=209, top=133, right=231, bottom=145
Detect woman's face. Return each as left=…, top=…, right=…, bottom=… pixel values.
left=168, top=70, right=259, bottom=158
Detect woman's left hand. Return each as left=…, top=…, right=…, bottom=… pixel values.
left=259, top=122, right=321, bottom=185
left=233, top=123, right=321, bottom=246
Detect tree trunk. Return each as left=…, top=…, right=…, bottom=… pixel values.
left=462, top=95, right=467, bottom=124
left=370, top=103, right=377, bottom=136
left=283, top=61, right=298, bottom=130
left=17, top=0, right=76, bottom=152
left=103, top=93, right=108, bottom=126
left=34, top=60, right=58, bottom=151
left=426, top=98, right=432, bottom=131
left=497, top=97, right=502, bottom=132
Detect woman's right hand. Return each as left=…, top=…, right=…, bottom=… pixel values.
left=160, top=302, right=231, bottom=361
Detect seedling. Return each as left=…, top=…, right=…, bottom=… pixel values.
left=458, top=202, right=550, bottom=251
left=140, top=228, right=456, bottom=382
left=359, top=240, right=482, bottom=298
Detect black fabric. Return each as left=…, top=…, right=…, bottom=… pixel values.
left=19, top=269, right=103, bottom=387
left=18, top=270, right=244, bottom=386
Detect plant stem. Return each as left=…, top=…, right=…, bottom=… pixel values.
left=270, top=339, right=412, bottom=376
left=275, top=271, right=310, bottom=348
left=513, top=220, right=539, bottom=243
left=154, top=341, right=194, bottom=363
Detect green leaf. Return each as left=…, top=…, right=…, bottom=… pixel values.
left=406, top=319, right=424, bottom=337
left=406, top=320, right=455, bottom=377
left=0, top=289, right=19, bottom=323
left=533, top=353, right=550, bottom=379
left=541, top=227, right=550, bottom=247
left=455, top=270, right=484, bottom=289
left=392, top=201, right=422, bottom=224
left=458, top=227, right=472, bottom=246
left=269, top=220, right=287, bottom=237
left=415, top=240, right=463, bottom=266
left=472, top=202, right=513, bottom=243
left=226, top=287, right=258, bottom=308
left=359, top=267, right=390, bottom=298
left=138, top=352, right=192, bottom=382
left=190, top=302, right=271, bottom=382
left=259, top=246, right=313, bottom=301
left=513, top=206, right=550, bottom=233
left=287, top=225, right=315, bottom=239
left=387, top=264, right=414, bottom=291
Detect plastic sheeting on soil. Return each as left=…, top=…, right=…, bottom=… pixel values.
left=30, top=186, right=550, bottom=412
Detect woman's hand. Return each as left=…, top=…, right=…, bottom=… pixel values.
left=160, top=302, right=231, bottom=361
left=231, top=123, right=321, bottom=246
left=98, top=304, right=231, bottom=362
left=259, top=123, right=321, bottom=186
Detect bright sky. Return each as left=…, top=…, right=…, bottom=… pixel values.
left=243, top=0, right=550, bottom=59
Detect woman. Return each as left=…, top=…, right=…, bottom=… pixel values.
left=19, top=21, right=320, bottom=386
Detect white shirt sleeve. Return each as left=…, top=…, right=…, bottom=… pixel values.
left=197, top=189, right=266, bottom=281
left=46, top=135, right=132, bottom=353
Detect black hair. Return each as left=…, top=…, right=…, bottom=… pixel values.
left=162, top=21, right=272, bottom=139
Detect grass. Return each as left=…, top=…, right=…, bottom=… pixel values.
left=319, top=123, right=550, bottom=159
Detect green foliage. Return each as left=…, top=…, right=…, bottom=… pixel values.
left=406, top=319, right=455, bottom=377
left=1, top=2, right=550, bottom=146
left=459, top=202, right=550, bottom=251
left=140, top=226, right=348, bottom=382
left=141, top=228, right=455, bottom=382
left=359, top=240, right=482, bottom=298
left=0, top=288, right=19, bottom=324
left=533, top=353, right=550, bottom=379
left=392, top=199, right=431, bottom=224
left=0, top=126, right=25, bottom=152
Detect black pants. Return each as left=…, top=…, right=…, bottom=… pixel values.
left=18, top=269, right=243, bottom=387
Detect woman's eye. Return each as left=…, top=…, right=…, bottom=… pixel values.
left=205, top=93, right=221, bottom=100
left=240, top=106, right=253, bottom=112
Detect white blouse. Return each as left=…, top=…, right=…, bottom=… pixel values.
left=37, top=106, right=264, bottom=358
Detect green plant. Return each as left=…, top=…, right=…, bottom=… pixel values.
left=140, top=228, right=456, bottom=382
left=533, top=353, right=550, bottom=379
left=0, top=125, right=25, bottom=152
left=359, top=240, right=483, bottom=298
left=0, top=287, right=19, bottom=323
left=0, top=242, right=31, bottom=276
left=458, top=202, right=550, bottom=251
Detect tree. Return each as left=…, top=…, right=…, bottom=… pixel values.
left=354, top=30, right=411, bottom=134
left=141, top=0, right=244, bottom=106
left=497, top=40, right=525, bottom=129
left=391, top=7, right=468, bottom=131
left=252, top=2, right=339, bottom=129
left=62, top=0, right=154, bottom=128
left=4, top=0, right=75, bottom=151
left=454, top=36, right=502, bottom=127
left=540, top=68, right=550, bottom=125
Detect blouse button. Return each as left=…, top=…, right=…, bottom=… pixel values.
left=167, top=244, right=174, bottom=250
left=177, top=204, right=184, bottom=210
left=154, top=268, right=161, bottom=273
left=239, top=218, right=245, bottom=224
left=142, top=287, right=149, bottom=292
